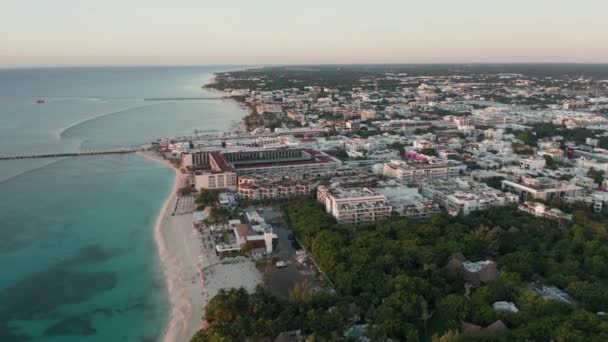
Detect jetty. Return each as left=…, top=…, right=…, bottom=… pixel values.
left=0, top=149, right=138, bottom=160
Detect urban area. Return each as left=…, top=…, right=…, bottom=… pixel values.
left=152, top=65, right=608, bottom=341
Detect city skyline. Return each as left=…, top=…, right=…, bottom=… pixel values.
left=3, top=0, right=608, bottom=67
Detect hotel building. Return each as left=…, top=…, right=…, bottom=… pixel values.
left=184, top=148, right=341, bottom=191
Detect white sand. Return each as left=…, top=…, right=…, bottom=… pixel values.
left=140, top=151, right=262, bottom=341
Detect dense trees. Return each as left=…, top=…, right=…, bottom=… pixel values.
left=193, top=200, right=608, bottom=340
left=281, top=200, right=608, bottom=340
left=191, top=285, right=350, bottom=342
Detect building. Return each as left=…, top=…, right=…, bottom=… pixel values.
left=373, top=157, right=464, bottom=184
left=502, top=176, right=582, bottom=201
left=519, top=156, right=546, bottom=170
left=317, top=185, right=392, bottom=224
left=493, top=301, right=519, bottom=313
left=529, top=283, right=576, bottom=304
left=194, top=171, right=237, bottom=191
left=187, top=148, right=341, bottom=191
left=238, top=175, right=315, bottom=201
left=484, top=128, right=504, bottom=140
left=421, top=179, right=518, bottom=216
left=517, top=202, right=572, bottom=222
left=375, top=184, right=441, bottom=218
left=215, top=219, right=278, bottom=256
left=224, top=148, right=341, bottom=175
left=447, top=253, right=499, bottom=287
left=360, top=109, right=377, bottom=120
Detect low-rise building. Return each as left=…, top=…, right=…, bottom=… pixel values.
left=502, top=176, right=583, bottom=201
left=421, top=178, right=518, bottom=216
left=375, top=184, right=441, bottom=218
left=447, top=253, right=500, bottom=287
left=517, top=202, right=572, bottom=222
left=317, top=185, right=392, bottom=224
left=238, top=175, right=314, bottom=201
left=373, top=157, right=464, bottom=184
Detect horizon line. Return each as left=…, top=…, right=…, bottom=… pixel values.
left=2, top=61, right=608, bottom=70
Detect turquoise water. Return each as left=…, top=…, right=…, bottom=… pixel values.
left=0, top=67, right=246, bottom=341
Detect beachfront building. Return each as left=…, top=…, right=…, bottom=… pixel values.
left=215, top=219, right=278, bottom=256
left=501, top=176, right=582, bottom=201
left=184, top=148, right=341, bottom=176
left=317, top=185, right=392, bottom=224
left=194, top=171, right=237, bottom=191
left=237, top=174, right=315, bottom=201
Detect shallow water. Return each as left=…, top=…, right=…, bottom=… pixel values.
left=0, top=66, right=246, bottom=341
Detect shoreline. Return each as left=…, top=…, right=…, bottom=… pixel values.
left=139, top=151, right=202, bottom=342
left=140, top=150, right=264, bottom=342
left=139, top=71, right=258, bottom=342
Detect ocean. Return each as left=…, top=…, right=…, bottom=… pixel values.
left=0, top=66, right=247, bottom=341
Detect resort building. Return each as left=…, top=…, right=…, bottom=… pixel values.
left=238, top=175, right=315, bottom=201
left=317, top=185, right=392, bottom=224
left=184, top=148, right=340, bottom=176
left=194, top=171, right=237, bottom=191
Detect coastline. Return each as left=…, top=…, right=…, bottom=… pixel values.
left=139, top=148, right=264, bottom=341
left=138, top=71, right=259, bottom=342
left=139, top=151, right=204, bottom=342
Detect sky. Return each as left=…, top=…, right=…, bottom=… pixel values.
left=1, top=0, right=607, bottom=67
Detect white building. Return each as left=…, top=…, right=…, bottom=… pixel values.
left=421, top=178, right=518, bottom=216
left=194, top=171, right=237, bottom=191
left=517, top=202, right=572, bottom=222
left=520, top=156, right=546, bottom=170
left=317, top=185, right=392, bottom=224
left=502, top=177, right=582, bottom=201
left=374, top=158, right=464, bottom=183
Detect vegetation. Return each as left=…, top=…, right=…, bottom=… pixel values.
left=195, top=190, right=219, bottom=209
left=587, top=168, right=605, bottom=186
left=191, top=286, right=351, bottom=341
left=513, top=123, right=608, bottom=148
left=420, top=148, right=439, bottom=157
left=193, top=199, right=608, bottom=341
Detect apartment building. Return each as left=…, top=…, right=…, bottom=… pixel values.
left=317, top=185, right=392, bottom=224
left=238, top=175, right=314, bottom=201
left=373, top=158, right=464, bottom=183
left=501, top=176, right=582, bottom=201
left=421, top=178, right=518, bottom=216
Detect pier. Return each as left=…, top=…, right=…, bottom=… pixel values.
left=0, top=149, right=138, bottom=160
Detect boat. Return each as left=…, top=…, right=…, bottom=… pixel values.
left=36, top=98, right=45, bottom=104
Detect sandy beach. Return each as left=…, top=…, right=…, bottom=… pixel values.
left=140, top=151, right=262, bottom=342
